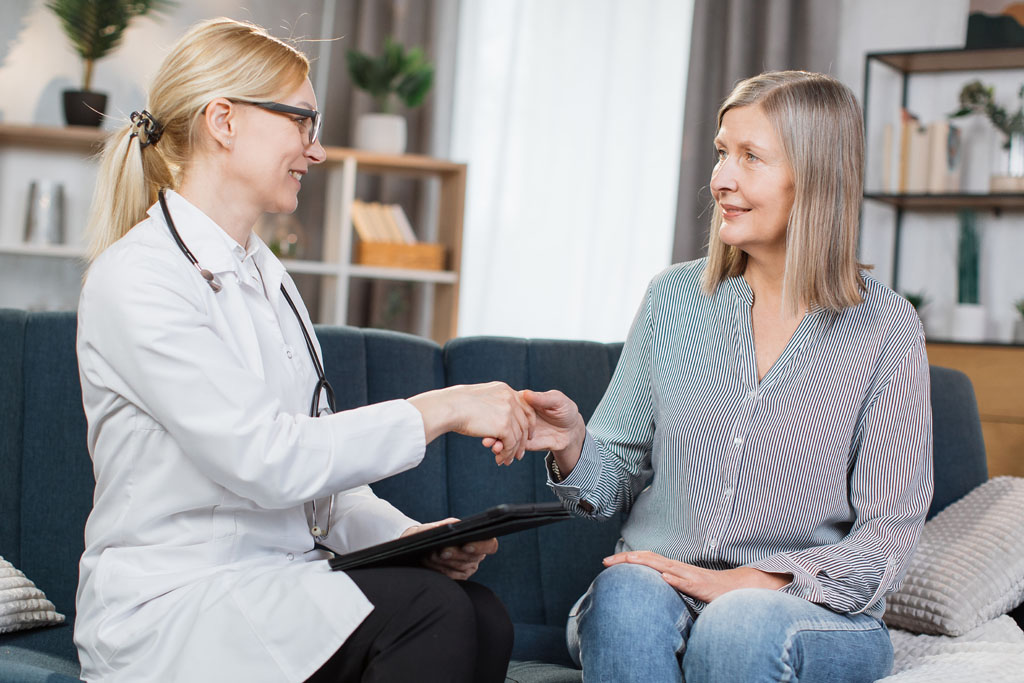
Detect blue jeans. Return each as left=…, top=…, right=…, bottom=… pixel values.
left=567, top=564, right=893, bottom=682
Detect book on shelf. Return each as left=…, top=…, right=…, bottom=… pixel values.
left=391, top=205, right=418, bottom=244
left=350, top=199, right=381, bottom=242
left=350, top=200, right=417, bottom=244
left=901, top=110, right=930, bottom=194
left=894, top=110, right=964, bottom=196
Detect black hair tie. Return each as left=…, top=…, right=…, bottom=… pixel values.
left=130, top=110, right=164, bottom=149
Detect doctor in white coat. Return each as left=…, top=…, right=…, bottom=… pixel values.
left=75, top=18, right=527, bottom=683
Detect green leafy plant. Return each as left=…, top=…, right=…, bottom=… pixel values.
left=47, top=0, right=173, bottom=92
left=902, top=291, right=928, bottom=313
left=1015, top=298, right=1024, bottom=319
left=346, top=37, right=434, bottom=114
left=951, top=80, right=1024, bottom=147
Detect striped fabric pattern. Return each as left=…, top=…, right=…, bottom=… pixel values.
left=549, top=258, right=933, bottom=618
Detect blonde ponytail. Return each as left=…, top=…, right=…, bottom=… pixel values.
left=85, top=121, right=174, bottom=261
left=85, top=17, right=310, bottom=262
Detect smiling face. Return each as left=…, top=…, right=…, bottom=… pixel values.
left=230, top=78, right=326, bottom=215
left=710, top=104, right=795, bottom=263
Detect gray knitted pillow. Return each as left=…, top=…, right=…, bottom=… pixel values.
left=884, top=476, right=1024, bottom=636
left=0, top=556, right=65, bottom=634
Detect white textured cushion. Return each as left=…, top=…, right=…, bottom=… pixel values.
left=0, top=556, right=65, bottom=634
left=883, top=476, right=1024, bottom=636
left=880, top=616, right=1024, bottom=682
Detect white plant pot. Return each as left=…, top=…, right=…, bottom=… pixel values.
left=950, top=304, right=987, bottom=342
left=354, top=113, right=407, bottom=155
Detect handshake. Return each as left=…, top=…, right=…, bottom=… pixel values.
left=408, top=383, right=588, bottom=469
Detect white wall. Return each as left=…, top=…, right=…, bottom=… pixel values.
left=837, top=0, right=1024, bottom=341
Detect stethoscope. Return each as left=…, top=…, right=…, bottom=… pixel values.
left=158, top=189, right=337, bottom=541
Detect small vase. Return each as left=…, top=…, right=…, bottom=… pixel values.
left=951, top=304, right=987, bottom=342
left=354, top=113, right=407, bottom=155
left=991, top=131, right=1024, bottom=192
left=62, top=90, right=107, bottom=127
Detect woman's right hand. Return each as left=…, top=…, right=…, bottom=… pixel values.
left=409, top=382, right=535, bottom=465
left=518, top=389, right=587, bottom=477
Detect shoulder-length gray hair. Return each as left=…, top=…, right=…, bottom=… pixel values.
left=702, top=70, right=866, bottom=313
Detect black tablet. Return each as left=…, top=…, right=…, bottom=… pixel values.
left=328, top=502, right=571, bottom=571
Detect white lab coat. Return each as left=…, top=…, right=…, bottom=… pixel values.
left=74, top=190, right=427, bottom=682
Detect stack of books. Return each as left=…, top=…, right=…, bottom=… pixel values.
left=884, top=109, right=963, bottom=195
left=350, top=200, right=445, bottom=271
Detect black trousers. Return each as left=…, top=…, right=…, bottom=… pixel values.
left=306, top=566, right=514, bottom=683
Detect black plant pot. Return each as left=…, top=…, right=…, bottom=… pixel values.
left=62, top=90, right=107, bottom=127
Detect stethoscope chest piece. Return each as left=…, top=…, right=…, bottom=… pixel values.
left=200, top=269, right=222, bottom=292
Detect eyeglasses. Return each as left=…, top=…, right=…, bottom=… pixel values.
left=249, top=101, right=323, bottom=145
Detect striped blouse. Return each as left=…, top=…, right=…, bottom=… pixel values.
left=549, top=258, right=933, bottom=618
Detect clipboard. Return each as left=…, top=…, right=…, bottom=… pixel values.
left=328, top=502, right=571, bottom=572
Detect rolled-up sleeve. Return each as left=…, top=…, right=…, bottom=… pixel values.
left=548, top=286, right=656, bottom=520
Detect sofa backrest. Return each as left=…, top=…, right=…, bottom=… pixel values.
left=0, top=310, right=990, bottom=642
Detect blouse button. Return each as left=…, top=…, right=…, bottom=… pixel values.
left=708, top=538, right=718, bottom=549
left=733, top=436, right=743, bottom=446
left=286, top=553, right=295, bottom=561
left=285, top=348, right=294, bottom=359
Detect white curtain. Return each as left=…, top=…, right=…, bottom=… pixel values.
left=451, top=0, right=694, bottom=342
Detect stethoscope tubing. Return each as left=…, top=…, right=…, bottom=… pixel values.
left=157, top=188, right=336, bottom=540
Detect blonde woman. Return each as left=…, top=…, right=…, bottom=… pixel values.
left=518, top=72, right=933, bottom=681
left=75, top=18, right=527, bottom=683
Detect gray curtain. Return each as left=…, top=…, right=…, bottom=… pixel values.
left=671, top=0, right=841, bottom=264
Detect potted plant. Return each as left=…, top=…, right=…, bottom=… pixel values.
left=951, top=80, right=1024, bottom=191
left=901, top=291, right=929, bottom=333
left=951, top=209, right=986, bottom=342
left=346, top=37, right=434, bottom=154
left=47, top=0, right=172, bottom=127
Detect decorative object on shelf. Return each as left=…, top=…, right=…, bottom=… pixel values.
left=965, top=0, right=1024, bottom=49
left=1014, top=298, right=1024, bottom=343
left=951, top=80, right=1024, bottom=192
left=47, top=0, right=173, bottom=127
left=347, top=37, right=434, bottom=154
left=255, top=213, right=305, bottom=259
left=952, top=209, right=986, bottom=342
left=24, top=180, right=65, bottom=245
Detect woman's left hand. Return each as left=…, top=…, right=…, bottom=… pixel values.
left=401, top=518, right=498, bottom=580
left=603, top=550, right=790, bottom=603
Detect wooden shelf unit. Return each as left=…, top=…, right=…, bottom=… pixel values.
left=863, top=192, right=1024, bottom=211
left=927, top=341, right=1024, bottom=479
left=0, top=123, right=467, bottom=344
left=862, top=47, right=1024, bottom=294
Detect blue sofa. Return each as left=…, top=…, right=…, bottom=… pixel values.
left=0, top=308, right=1010, bottom=682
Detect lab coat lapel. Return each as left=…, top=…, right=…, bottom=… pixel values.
left=147, top=191, right=265, bottom=379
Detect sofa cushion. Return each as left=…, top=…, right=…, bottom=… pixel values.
left=316, top=326, right=448, bottom=524
left=927, top=366, right=988, bottom=519
left=884, top=477, right=1024, bottom=636
left=506, top=659, right=582, bottom=683
left=19, top=313, right=92, bottom=625
left=0, top=309, right=27, bottom=568
left=444, top=337, right=625, bottom=663
left=880, top=615, right=1024, bottom=682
